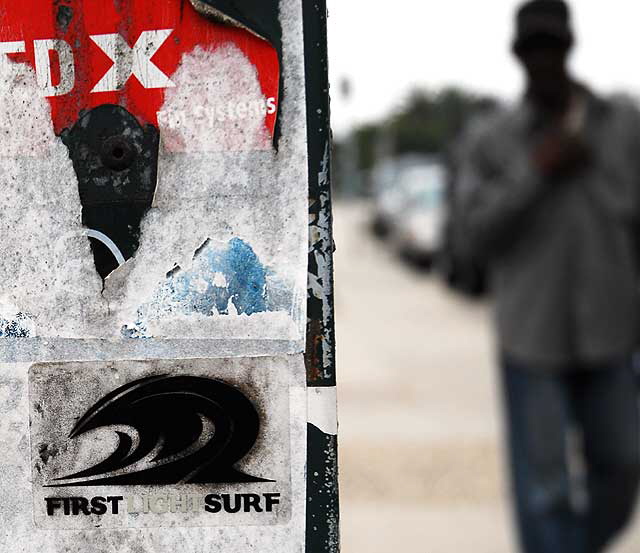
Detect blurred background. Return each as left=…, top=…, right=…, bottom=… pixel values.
left=326, top=1, right=640, bottom=551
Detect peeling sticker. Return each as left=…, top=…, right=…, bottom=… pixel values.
left=0, top=0, right=308, bottom=349
left=136, top=238, right=268, bottom=320
left=0, top=61, right=108, bottom=340
left=158, top=44, right=273, bottom=153
left=0, top=0, right=280, bottom=138
left=0, top=0, right=314, bottom=551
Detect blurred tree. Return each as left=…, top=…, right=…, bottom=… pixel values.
left=333, top=87, right=499, bottom=196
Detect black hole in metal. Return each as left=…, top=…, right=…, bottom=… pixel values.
left=101, top=135, right=136, bottom=171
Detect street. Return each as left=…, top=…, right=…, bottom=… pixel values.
left=333, top=200, right=640, bottom=553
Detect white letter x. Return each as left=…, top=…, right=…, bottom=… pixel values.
left=91, top=29, right=175, bottom=93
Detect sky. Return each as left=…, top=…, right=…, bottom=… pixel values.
left=327, top=0, right=640, bottom=136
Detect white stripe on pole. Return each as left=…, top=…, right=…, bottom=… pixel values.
left=307, top=386, right=338, bottom=436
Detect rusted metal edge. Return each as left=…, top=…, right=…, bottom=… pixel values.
left=303, top=1, right=340, bottom=552
left=305, top=20, right=336, bottom=389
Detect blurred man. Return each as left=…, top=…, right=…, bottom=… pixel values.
left=458, top=1, right=640, bottom=551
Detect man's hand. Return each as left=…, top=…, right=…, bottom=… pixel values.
left=532, top=129, right=591, bottom=177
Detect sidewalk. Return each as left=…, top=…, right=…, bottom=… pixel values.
left=333, top=200, right=640, bottom=553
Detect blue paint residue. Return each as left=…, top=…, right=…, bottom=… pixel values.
left=167, top=237, right=267, bottom=316
left=127, top=238, right=271, bottom=337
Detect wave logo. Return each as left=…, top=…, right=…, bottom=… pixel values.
left=47, top=375, right=270, bottom=487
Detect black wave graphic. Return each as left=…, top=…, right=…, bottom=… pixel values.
left=48, top=375, right=270, bottom=487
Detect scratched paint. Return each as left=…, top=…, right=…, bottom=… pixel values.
left=302, top=2, right=341, bottom=551
left=0, top=60, right=108, bottom=340
left=157, top=44, right=273, bottom=153
left=0, top=0, right=313, bottom=552
left=0, top=3, right=308, bottom=348
left=127, top=238, right=289, bottom=338
left=105, top=36, right=307, bottom=344
left=0, top=0, right=280, bottom=138
left=307, top=144, right=337, bottom=377
left=153, top=238, right=269, bottom=318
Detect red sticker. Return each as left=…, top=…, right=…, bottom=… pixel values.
left=0, top=0, right=279, bottom=137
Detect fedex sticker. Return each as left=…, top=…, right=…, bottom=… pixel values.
left=0, top=0, right=280, bottom=150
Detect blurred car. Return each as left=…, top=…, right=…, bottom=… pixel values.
left=389, top=164, right=447, bottom=269
left=370, top=154, right=433, bottom=238
left=370, top=155, right=448, bottom=269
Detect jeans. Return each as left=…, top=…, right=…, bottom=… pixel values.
left=501, top=356, right=640, bottom=553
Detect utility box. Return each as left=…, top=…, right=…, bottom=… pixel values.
left=0, top=1, right=338, bottom=552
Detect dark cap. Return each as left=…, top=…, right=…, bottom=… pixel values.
left=513, top=0, right=574, bottom=54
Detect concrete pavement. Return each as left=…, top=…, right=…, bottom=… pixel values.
left=333, top=200, right=640, bottom=553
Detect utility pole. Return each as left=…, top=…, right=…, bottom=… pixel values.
left=0, top=1, right=338, bottom=552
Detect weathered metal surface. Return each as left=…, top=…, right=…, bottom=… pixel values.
left=304, top=3, right=336, bottom=390
left=0, top=0, right=319, bottom=551
left=303, top=1, right=340, bottom=552
left=0, top=0, right=280, bottom=138
left=306, top=425, right=340, bottom=553
left=0, top=0, right=306, bottom=348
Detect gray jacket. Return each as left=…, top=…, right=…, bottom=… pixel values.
left=458, top=89, right=640, bottom=368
